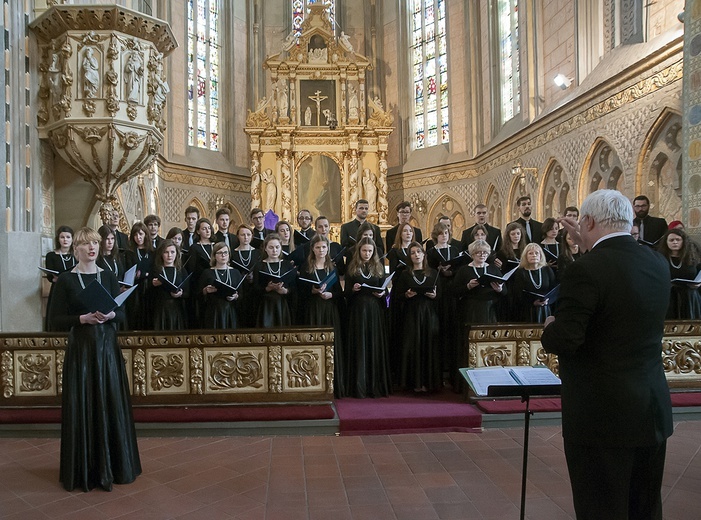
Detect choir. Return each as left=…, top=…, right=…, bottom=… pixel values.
left=43, top=199, right=697, bottom=398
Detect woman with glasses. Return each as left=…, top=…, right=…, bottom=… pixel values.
left=199, top=242, right=242, bottom=329
left=453, top=240, right=505, bottom=325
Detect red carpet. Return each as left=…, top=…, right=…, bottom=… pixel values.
left=335, top=390, right=482, bottom=435
left=0, top=404, right=335, bottom=424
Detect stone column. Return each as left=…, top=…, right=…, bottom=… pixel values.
left=683, top=2, right=701, bottom=235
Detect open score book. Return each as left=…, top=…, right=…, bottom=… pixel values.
left=460, top=366, right=561, bottom=396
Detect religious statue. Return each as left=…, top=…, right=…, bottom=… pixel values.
left=124, top=51, right=143, bottom=104
left=261, top=168, right=277, bottom=212
left=377, top=158, right=389, bottom=223
left=362, top=168, right=378, bottom=213
left=282, top=30, right=297, bottom=53
left=348, top=85, right=359, bottom=121
left=338, top=31, right=354, bottom=54
left=48, top=51, right=62, bottom=104
left=276, top=79, right=289, bottom=119
left=82, top=48, right=99, bottom=98
left=304, top=106, right=312, bottom=126
left=246, top=97, right=271, bottom=127
left=348, top=152, right=359, bottom=209
left=251, top=155, right=262, bottom=209
left=150, top=59, right=169, bottom=107
left=367, top=96, right=394, bottom=128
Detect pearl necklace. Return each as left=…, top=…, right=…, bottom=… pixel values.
left=670, top=257, right=682, bottom=269
left=266, top=260, right=281, bottom=276
left=237, top=249, right=252, bottom=268
left=215, top=267, right=231, bottom=285
left=103, top=256, right=118, bottom=277
left=360, top=265, right=371, bottom=279
left=162, top=266, right=176, bottom=286
left=411, top=270, right=427, bottom=285
left=76, top=269, right=101, bottom=289
left=528, top=268, right=543, bottom=290
left=137, top=249, right=148, bottom=261
left=59, top=252, right=75, bottom=271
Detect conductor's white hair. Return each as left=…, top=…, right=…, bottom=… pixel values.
left=579, top=190, right=633, bottom=232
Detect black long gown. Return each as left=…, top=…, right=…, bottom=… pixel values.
left=298, top=266, right=346, bottom=397
left=668, top=261, right=701, bottom=319
left=199, top=267, right=242, bottom=329
left=123, top=249, right=153, bottom=330
left=47, top=270, right=141, bottom=492
left=344, top=271, right=391, bottom=398
left=149, top=266, right=189, bottom=330
left=511, top=266, right=557, bottom=323
left=387, top=247, right=410, bottom=381
left=45, top=251, right=77, bottom=331
left=452, top=263, right=506, bottom=324
left=395, top=269, right=441, bottom=392
left=254, top=260, right=296, bottom=327
left=231, top=248, right=261, bottom=328
left=427, top=245, right=461, bottom=385
left=186, top=243, right=214, bottom=328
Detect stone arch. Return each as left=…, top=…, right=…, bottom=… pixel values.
left=579, top=138, right=624, bottom=200
left=426, top=193, right=467, bottom=239
left=187, top=197, right=207, bottom=221
left=540, top=158, right=572, bottom=219
left=506, top=173, right=532, bottom=223
left=485, top=184, right=504, bottom=230
left=637, top=109, right=682, bottom=223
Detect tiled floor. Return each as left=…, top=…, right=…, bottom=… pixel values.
left=0, top=421, right=699, bottom=519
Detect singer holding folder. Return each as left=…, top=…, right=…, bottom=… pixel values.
left=344, top=236, right=391, bottom=398
left=47, top=227, right=141, bottom=492
left=199, top=242, right=242, bottom=329
left=255, top=233, right=296, bottom=327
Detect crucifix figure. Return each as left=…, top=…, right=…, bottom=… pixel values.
left=308, top=90, right=328, bottom=127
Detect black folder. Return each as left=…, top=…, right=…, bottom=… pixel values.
left=78, top=280, right=137, bottom=314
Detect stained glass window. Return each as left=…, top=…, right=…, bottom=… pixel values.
left=497, top=0, right=520, bottom=123
left=188, top=0, right=219, bottom=151
left=292, top=0, right=335, bottom=38
left=411, top=0, right=449, bottom=149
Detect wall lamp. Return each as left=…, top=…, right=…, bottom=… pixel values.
left=554, top=74, right=573, bottom=90
left=512, top=161, right=538, bottom=186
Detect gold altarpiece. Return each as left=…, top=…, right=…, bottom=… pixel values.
left=245, top=5, right=393, bottom=230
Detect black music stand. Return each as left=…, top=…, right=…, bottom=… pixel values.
left=480, top=383, right=561, bottom=520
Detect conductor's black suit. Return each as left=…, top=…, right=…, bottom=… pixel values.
left=541, top=234, right=672, bottom=520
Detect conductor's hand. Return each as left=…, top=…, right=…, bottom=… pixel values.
left=544, top=315, right=556, bottom=328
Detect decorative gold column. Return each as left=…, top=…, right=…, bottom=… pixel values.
left=30, top=5, right=178, bottom=218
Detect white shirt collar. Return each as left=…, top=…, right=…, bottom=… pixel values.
left=591, top=231, right=631, bottom=250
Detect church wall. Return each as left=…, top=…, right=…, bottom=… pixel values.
left=540, top=0, right=576, bottom=107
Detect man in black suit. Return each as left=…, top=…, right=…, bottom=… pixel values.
left=541, top=189, right=672, bottom=520
left=633, top=195, right=668, bottom=245
left=144, top=214, right=164, bottom=250
left=250, top=207, right=272, bottom=248
left=182, top=206, right=199, bottom=253
left=460, top=204, right=501, bottom=252
left=212, top=207, right=239, bottom=250
left=104, top=207, right=129, bottom=252
left=385, top=201, right=423, bottom=252
left=340, top=199, right=383, bottom=256
left=511, top=196, right=542, bottom=243
left=294, top=209, right=315, bottom=247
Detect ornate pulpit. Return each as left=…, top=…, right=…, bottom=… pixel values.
left=245, top=5, right=394, bottom=229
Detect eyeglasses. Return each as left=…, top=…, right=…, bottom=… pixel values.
left=215, top=251, right=229, bottom=256
left=474, top=250, right=490, bottom=255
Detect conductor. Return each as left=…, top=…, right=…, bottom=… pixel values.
left=541, top=189, right=672, bottom=520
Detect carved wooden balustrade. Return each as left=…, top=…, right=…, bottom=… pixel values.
left=0, top=328, right=335, bottom=408
left=463, top=321, right=701, bottom=389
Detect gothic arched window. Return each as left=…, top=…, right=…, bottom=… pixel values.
left=496, top=0, right=520, bottom=124
left=188, top=0, right=220, bottom=151
left=411, top=0, right=449, bottom=149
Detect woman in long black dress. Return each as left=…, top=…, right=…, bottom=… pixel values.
left=452, top=239, right=505, bottom=325
left=149, top=239, right=189, bottom=330
left=275, top=220, right=299, bottom=322
left=199, top=242, right=242, bottom=329
left=658, top=229, right=701, bottom=319
left=123, top=222, right=153, bottom=330
left=47, top=227, right=141, bottom=492
left=255, top=233, right=296, bottom=327
left=395, top=242, right=440, bottom=392
left=298, top=234, right=346, bottom=397
left=231, top=224, right=261, bottom=328
left=426, top=221, right=462, bottom=387
left=387, top=222, right=414, bottom=381
left=45, top=225, right=76, bottom=331
left=186, top=218, right=215, bottom=327
left=511, top=243, right=556, bottom=323
left=97, top=225, right=124, bottom=283
left=494, top=222, right=525, bottom=320
left=344, top=237, right=391, bottom=398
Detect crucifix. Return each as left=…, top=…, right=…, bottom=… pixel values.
left=308, top=90, right=328, bottom=127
